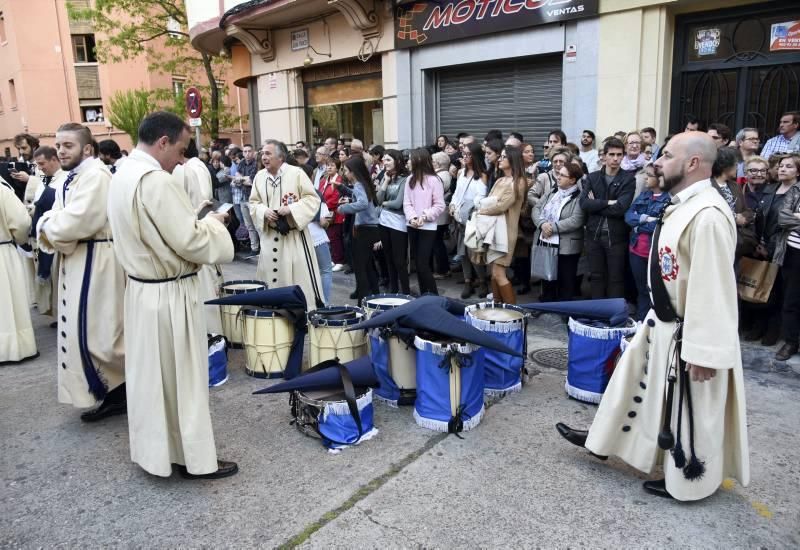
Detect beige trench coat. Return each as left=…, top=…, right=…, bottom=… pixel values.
left=586, top=180, right=749, bottom=501
left=37, top=157, right=125, bottom=408
left=108, top=149, right=234, bottom=477
left=249, top=164, right=323, bottom=310
left=0, top=182, right=37, bottom=363
left=480, top=176, right=526, bottom=267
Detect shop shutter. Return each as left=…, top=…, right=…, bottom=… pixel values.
left=437, top=55, right=562, bottom=148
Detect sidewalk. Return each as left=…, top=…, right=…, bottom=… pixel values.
left=1, top=259, right=798, bottom=548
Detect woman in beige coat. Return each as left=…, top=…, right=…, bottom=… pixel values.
left=478, top=146, right=527, bottom=304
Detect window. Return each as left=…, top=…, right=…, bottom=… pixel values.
left=0, top=12, right=7, bottom=44
left=8, top=79, right=16, bottom=110
left=167, top=17, right=183, bottom=39
left=172, top=78, right=185, bottom=98
left=80, top=102, right=104, bottom=123
left=71, top=34, right=97, bottom=63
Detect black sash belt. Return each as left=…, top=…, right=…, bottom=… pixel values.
left=128, top=272, right=198, bottom=284
left=0, top=240, right=14, bottom=246
left=79, top=238, right=113, bottom=244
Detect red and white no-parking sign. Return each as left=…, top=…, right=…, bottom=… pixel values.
left=185, top=87, right=202, bottom=117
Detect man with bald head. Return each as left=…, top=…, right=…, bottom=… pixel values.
left=557, top=132, right=749, bottom=502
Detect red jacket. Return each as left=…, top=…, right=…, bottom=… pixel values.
left=320, top=174, right=345, bottom=224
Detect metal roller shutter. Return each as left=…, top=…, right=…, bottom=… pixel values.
left=437, top=55, right=563, bottom=148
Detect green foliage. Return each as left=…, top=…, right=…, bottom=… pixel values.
left=107, top=89, right=152, bottom=144
left=67, top=0, right=240, bottom=139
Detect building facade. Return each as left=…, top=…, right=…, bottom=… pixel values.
left=187, top=0, right=800, bottom=150
left=0, top=0, right=249, bottom=156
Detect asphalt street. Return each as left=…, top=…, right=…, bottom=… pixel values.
left=2, top=257, right=799, bottom=548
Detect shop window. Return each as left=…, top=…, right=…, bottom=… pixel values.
left=72, top=34, right=97, bottom=63
left=8, top=79, right=16, bottom=110
left=81, top=103, right=105, bottom=123
left=307, top=100, right=383, bottom=148
left=0, top=13, right=7, bottom=44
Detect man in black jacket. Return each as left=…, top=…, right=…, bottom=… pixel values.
left=579, top=137, right=636, bottom=298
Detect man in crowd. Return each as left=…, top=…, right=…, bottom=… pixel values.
left=641, top=127, right=660, bottom=159
left=684, top=117, right=702, bottom=132
left=233, top=144, right=260, bottom=253
left=707, top=123, right=732, bottom=149
left=249, top=140, right=324, bottom=310
left=761, top=111, right=800, bottom=158
left=9, top=133, right=40, bottom=200
left=98, top=139, right=125, bottom=173
left=580, top=137, right=636, bottom=299
left=312, top=146, right=329, bottom=189
left=557, top=132, right=749, bottom=502
left=735, top=128, right=761, bottom=179
left=579, top=130, right=599, bottom=172
left=108, top=111, right=237, bottom=480
left=350, top=138, right=371, bottom=169
left=36, top=123, right=126, bottom=422
left=324, top=137, right=338, bottom=156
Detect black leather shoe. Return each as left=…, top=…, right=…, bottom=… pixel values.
left=643, top=479, right=673, bottom=499
left=556, top=423, right=608, bottom=460
left=80, top=401, right=127, bottom=422
left=775, top=342, right=798, bottom=361
left=178, top=460, right=239, bottom=480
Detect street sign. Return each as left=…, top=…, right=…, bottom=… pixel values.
left=189, top=117, right=202, bottom=127
left=185, top=87, right=202, bottom=117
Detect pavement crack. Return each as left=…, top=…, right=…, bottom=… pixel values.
left=359, top=506, right=422, bottom=546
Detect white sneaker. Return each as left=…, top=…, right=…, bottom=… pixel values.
left=486, top=293, right=494, bottom=301
left=332, top=264, right=345, bottom=272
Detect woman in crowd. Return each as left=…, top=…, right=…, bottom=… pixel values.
left=451, top=141, right=489, bottom=299
left=319, top=157, right=347, bottom=272
left=744, top=156, right=783, bottom=346
left=484, top=139, right=504, bottom=192
left=712, top=146, right=755, bottom=260
left=624, top=163, right=670, bottom=320
left=513, top=143, right=538, bottom=295
left=621, top=131, right=647, bottom=195
left=432, top=151, right=453, bottom=280
left=531, top=160, right=586, bottom=302
left=338, top=147, right=351, bottom=165
left=337, top=156, right=381, bottom=301
left=435, top=134, right=450, bottom=152
left=403, top=148, right=445, bottom=295
left=767, top=154, right=783, bottom=183
left=774, top=154, right=800, bottom=361
left=478, top=146, right=527, bottom=304
left=528, top=147, right=571, bottom=208
left=377, top=149, right=411, bottom=294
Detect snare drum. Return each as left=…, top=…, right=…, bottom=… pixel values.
left=307, top=306, right=368, bottom=369
left=290, top=387, right=378, bottom=451
left=465, top=302, right=527, bottom=397
left=361, top=294, right=417, bottom=406
left=413, top=336, right=484, bottom=434
left=566, top=318, right=637, bottom=404
left=219, top=280, right=267, bottom=348
left=241, top=307, right=294, bottom=378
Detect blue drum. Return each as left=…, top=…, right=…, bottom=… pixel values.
left=413, top=336, right=484, bottom=434
left=566, top=318, right=637, bottom=404
left=291, top=388, right=378, bottom=452
left=465, top=302, right=527, bottom=397
left=207, top=334, right=228, bottom=387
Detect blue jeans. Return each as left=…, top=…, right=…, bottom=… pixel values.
left=315, top=242, right=333, bottom=305
left=629, top=251, right=650, bottom=321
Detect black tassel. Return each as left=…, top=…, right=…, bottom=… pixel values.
left=683, top=455, right=706, bottom=480
left=671, top=441, right=687, bottom=469
left=682, top=366, right=707, bottom=481
left=671, top=363, right=687, bottom=470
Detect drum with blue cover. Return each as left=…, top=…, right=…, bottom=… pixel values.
left=465, top=302, right=527, bottom=397
left=290, top=387, right=378, bottom=452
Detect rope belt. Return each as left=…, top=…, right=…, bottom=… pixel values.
left=0, top=240, right=14, bottom=246
left=78, top=238, right=113, bottom=244
left=128, top=272, right=198, bottom=284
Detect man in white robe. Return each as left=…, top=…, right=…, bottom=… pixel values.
left=249, top=140, right=324, bottom=310
left=107, top=111, right=237, bottom=480
left=0, top=180, right=37, bottom=364
left=173, top=140, right=225, bottom=335
left=37, top=123, right=126, bottom=422
left=556, top=132, right=749, bottom=501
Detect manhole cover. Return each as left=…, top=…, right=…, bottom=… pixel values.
left=529, top=347, right=568, bottom=371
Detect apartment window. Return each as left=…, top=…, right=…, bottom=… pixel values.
left=8, top=79, right=16, bottom=110
left=80, top=101, right=104, bottom=123
left=172, top=78, right=185, bottom=98
left=72, top=34, right=97, bottom=63
left=0, top=13, right=7, bottom=44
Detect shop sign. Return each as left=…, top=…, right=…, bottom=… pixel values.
left=395, top=0, right=598, bottom=49
left=291, top=29, right=309, bottom=51
left=694, top=28, right=720, bottom=56
left=770, top=21, right=800, bottom=52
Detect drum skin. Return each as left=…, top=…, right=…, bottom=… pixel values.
left=307, top=306, right=368, bottom=369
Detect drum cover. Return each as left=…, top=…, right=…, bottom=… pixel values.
left=465, top=303, right=527, bottom=396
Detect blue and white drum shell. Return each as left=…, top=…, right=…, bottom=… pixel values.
left=465, top=302, right=527, bottom=397
left=565, top=318, right=637, bottom=404
left=413, top=336, right=484, bottom=433
left=218, top=279, right=267, bottom=348
left=294, top=388, right=378, bottom=452
left=241, top=307, right=294, bottom=379
left=307, top=306, right=368, bottom=369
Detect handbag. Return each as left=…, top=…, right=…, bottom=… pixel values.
left=531, top=240, right=558, bottom=281
left=737, top=257, right=779, bottom=304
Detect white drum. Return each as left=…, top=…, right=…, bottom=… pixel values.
left=241, top=307, right=294, bottom=378
left=307, top=306, right=368, bottom=369
left=219, top=280, right=267, bottom=348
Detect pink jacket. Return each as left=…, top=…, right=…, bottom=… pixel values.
left=403, top=174, right=445, bottom=229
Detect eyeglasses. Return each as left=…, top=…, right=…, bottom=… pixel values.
left=747, top=169, right=767, bottom=175
left=558, top=173, right=571, bottom=179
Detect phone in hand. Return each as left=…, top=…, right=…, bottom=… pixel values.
left=198, top=200, right=234, bottom=219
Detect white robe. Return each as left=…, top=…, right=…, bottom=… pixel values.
left=0, top=182, right=37, bottom=363
left=108, top=149, right=234, bottom=477
left=586, top=180, right=749, bottom=501
left=175, top=158, right=224, bottom=335
left=249, top=163, right=323, bottom=310
left=37, top=158, right=126, bottom=408
left=30, top=170, right=67, bottom=316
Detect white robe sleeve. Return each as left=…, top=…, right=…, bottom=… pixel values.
left=287, top=170, right=321, bottom=230
left=249, top=172, right=268, bottom=232
left=3, top=186, right=32, bottom=242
